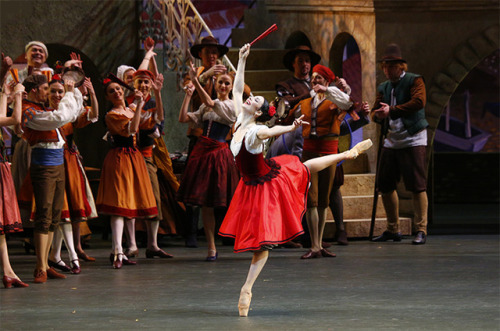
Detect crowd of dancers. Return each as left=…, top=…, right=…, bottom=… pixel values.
left=1, top=37, right=381, bottom=317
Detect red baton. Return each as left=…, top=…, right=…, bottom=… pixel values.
left=249, top=24, right=278, bottom=46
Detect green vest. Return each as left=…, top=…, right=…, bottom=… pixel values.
left=377, top=72, right=428, bottom=135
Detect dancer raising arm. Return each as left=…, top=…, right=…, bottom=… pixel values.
left=177, top=61, right=239, bottom=261
left=48, top=75, right=99, bottom=275
left=218, top=44, right=373, bottom=317
left=96, top=80, right=158, bottom=269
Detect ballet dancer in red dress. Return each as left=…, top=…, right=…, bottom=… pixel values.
left=218, top=44, right=372, bottom=316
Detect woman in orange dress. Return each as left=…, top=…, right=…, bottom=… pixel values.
left=47, top=76, right=98, bottom=274
left=96, top=80, right=157, bottom=269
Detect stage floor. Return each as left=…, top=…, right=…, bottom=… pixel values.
left=1, top=234, right=499, bottom=330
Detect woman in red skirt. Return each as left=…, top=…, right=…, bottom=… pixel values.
left=178, top=63, right=239, bottom=261
left=218, top=44, right=372, bottom=316
left=0, top=56, right=28, bottom=288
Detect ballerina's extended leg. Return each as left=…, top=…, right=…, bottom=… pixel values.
left=303, top=139, right=372, bottom=174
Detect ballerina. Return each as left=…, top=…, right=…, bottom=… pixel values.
left=218, top=44, right=373, bottom=316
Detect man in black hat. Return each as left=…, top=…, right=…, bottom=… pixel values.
left=182, top=36, right=229, bottom=248
left=276, top=44, right=322, bottom=113
left=371, top=43, right=429, bottom=245
left=263, top=44, right=322, bottom=248
left=266, top=43, right=322, bottom=160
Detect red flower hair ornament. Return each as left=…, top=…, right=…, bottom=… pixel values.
left=268, top=105, right=276, bottom=117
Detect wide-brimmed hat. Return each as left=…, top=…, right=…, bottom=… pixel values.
left=190, top=36, right=229, bottom=59
left=379, top=43, right=406, bottom=63
left=283, top=45, right=321, bottom=72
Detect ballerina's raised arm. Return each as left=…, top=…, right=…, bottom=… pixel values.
left=233, top=44, right=250, bottom=119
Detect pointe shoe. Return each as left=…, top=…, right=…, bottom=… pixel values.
left=48, top=259, right=71, bottom=272
left=47, top=267, right=67, bottom=279
left=146, top=248, right=174, bottom=259
left=77, top=251, right=96, bottom=262
left=346, top=139, right=373, bottom=159
left=205, top=249, right=218, bottom=262
left=33, top=269, right=47, bottom=283
left=238, top=291, right=252, bottom=317
left=3, top=275, right=29, bottom=288
left=70, top=259, right=81, bottom=274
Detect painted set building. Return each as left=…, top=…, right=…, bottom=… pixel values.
left=0, top=0, right=498, bottom=232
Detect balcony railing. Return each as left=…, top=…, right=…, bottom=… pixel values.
left=139, top=0, right=236, bottom=88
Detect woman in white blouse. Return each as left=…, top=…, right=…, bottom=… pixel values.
left=178, top=63, right=239, bottom=261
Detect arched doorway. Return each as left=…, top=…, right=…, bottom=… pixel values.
left=431, top=49, right=499, bottom=230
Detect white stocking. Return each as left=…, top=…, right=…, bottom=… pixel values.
left=50, top=225, right=64, bottom=263
left=111, top=216, right=125, bottom=257
left=60, top=222, right=78, bottom=266
left=124, top=218, right=137, bottom=251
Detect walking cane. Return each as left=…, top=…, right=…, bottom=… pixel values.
left=368, top=119, right=387, bottom=239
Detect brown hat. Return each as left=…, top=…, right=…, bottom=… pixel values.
left=190, top=36, right=229, bottom=59
left=283, top=45, right=321, bottom=72
left=23, top=74, right=48, bottom=91
left=379, top=43, right=406, bottom=63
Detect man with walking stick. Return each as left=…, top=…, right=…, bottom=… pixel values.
left=370, top=44, right=429, bottom=245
